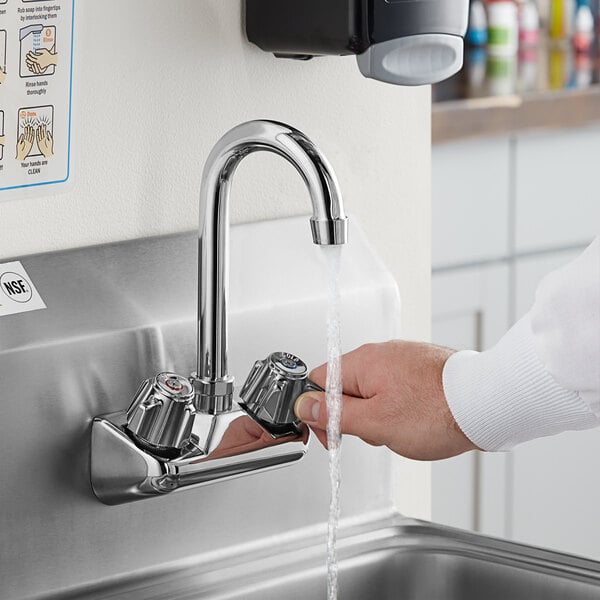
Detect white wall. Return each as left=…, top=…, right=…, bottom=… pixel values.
left=0, top=1, right=432, bottom=518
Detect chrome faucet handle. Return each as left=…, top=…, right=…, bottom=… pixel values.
left=125, top=372, right=197, bottom=459
left=239, top=352, right=323, bottom=439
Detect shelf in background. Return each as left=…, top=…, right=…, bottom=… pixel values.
left=433, top=40, right=600, bottom=143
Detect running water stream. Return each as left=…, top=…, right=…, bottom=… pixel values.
left=323, top=245, right=343, bottom=600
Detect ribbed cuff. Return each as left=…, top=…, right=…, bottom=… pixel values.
left=442, top=315, right=600, bottom=451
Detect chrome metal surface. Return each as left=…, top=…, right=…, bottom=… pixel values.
left=0, top=218, right=401, bottom=600
left=197, top=120, right=348, bottom=411
left=90, top=120, right=348, bottom=504
left=91, top=406, right=308, bottom=505
left=92, top=361, right=311, bottom=504
left=239, top=352, right=323, bottom=438
left=126, top=373, right=196, bottom=456
left=37, top=516, right=600, bottom=599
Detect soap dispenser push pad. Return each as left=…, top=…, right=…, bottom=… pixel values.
left=245, top=0, right=469, bottom=85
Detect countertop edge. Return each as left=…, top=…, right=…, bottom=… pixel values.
left=432, top=85, right=600, bottom=143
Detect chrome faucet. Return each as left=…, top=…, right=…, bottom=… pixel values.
left=193, top=120, right=347, bottom=414
left=90, top=120, right=347, bottom=504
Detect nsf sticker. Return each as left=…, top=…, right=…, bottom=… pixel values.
left=0, top=262, right=46, bottom=317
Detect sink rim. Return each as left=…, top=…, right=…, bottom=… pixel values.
left=34, top=512, right=600, bottom=600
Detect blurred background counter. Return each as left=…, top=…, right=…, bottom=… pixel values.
left=430, top=0, right=600, bottom=563
left=433, top=39, right=600, bottom=142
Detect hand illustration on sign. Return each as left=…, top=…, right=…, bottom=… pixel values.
left=16, top=107, right=55, bottom=161
left=1, top=1, right=72, bottom=195
left=26, top=47, right=58, bottom=75
left=19, top=26, right=57, bottom=78
left=36, top=122, right=53, bottom=158
left=16, top=124, right=35, bottom=160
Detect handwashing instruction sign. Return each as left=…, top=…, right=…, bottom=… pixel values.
left=0, top=0, right=74, bottom=196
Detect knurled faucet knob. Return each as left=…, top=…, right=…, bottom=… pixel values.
left=239, top=352, right=323, bottom=439
left=125, top=372, right=196, bottom=457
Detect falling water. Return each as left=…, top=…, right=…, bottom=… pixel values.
left=33, top=31, right=41, bottom=53
left=322, top=245, right=343, bottom=600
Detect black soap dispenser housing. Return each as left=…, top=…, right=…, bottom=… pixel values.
left=245, top=0, right=469, bottom=86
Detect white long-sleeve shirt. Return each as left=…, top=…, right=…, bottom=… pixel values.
left=443, top=236, right=600, bottom=451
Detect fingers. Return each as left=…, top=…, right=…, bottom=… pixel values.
left=16, top=126, right=37, bottom=159
left=25, top=50, right=51, bottom=73
left=26, top=52, right=39, bottom=70
left=16, top=135, right=24, bottom=159
left=294, top=390, right=384, bottom=446
left=25, top=56, right=42, bottom=74
left=295, top=391, right=323, bottom=423
left=309, top=344, right=378, bottom=398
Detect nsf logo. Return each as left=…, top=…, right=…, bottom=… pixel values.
left=1, top=271, right=33, bottom=304
left=0, top=261, right=46, bottom=317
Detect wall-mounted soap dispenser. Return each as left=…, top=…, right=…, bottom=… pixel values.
left=245, top=0, right=469, bottom=86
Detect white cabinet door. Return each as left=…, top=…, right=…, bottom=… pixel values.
left=432, top=138, right=511, bottom=269
left=432, top=125, right=599, bottom=551
left=510, top=248, right=600, bottom=560
left=515, top=126, right=600, bottom=254
left=431, top=264, right=510, bottom=536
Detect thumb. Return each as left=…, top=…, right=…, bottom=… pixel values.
left=294, top=391, right=380, bottom=443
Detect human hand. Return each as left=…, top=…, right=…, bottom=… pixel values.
left=26, top=48, right=58, bottom=73
left=0, top=68, right=6, bottom=84
left=36, top=123, right=54, bottom=157
left=294, top=341, right=478, bottom=461
left=0, top=135, right=5, bottom=147
left=16, top=125, right=35, bottom=160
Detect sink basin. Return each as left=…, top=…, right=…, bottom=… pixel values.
left=48, top=516, right=600, bottom=599
left=216, top=520, right=600, bottom=600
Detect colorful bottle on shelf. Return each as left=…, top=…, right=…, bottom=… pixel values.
left=573, top=0, right=594, bottom=51
left=467, top=0, right=489, bottom=45
left=519, top=0, right=541, bottom=46
left=487, top=0, right=519, bottom=54
left=550, top=0, right=576, bottom=39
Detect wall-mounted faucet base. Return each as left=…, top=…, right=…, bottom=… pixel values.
left=91, top=407, right=308, bottom=505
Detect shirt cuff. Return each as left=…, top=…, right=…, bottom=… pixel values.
left=442, top=314, right=600, bottom=451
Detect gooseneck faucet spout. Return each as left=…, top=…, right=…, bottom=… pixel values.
left=91, top=120, right=347, bottom=504
left=194, top=120, right=348, bottom=414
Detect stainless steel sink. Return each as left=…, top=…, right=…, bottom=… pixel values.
left=44, top=517, right=600, bottom=599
